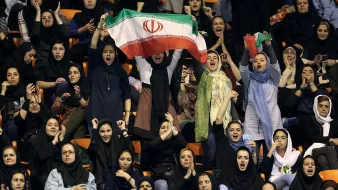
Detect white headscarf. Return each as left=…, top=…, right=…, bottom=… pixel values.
left=313, top=95, right=333, bottom=137
left=270, top=129, right=300, bottom=181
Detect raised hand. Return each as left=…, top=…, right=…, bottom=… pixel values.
left=92, top=118, right=99, bottom=129
left=32, top=1, right=40, bottom=11
left=54, top=2, right=60, bottom=15
left=55, top=77, right=66, bottom=85
left=165, top=112, right=174, bottom=124
left=116, top=120, right=126, bottom=130
left=74, top=85, right=81, bottom=99
left=26, top=83, right=35, bottom=99
left=1, top=81, right=11, bottom=95
left=59, top=125, right=66, bottom=141
left=184, top=6, right=191, bottom=15
left=263, top=31, right=271, bottom=46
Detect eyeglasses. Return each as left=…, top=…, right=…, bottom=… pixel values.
left=273, top=136, right=287, bottom=141
left=62, top=151, right=75, bottom=155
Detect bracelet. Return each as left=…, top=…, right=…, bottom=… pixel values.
left=59, top=97, right=64, bottom=103
left=309, top=82, right=315, bottom=86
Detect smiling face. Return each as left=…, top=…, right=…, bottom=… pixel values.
left=317, top=24, right=329, bottom=41
left=29, top=96, right=41, bottom=113
left=11, top=173, right=25, bottom=190
left=61, top=144, right=76, bottom=165
left=198, top=174, right=212, bottom=190
left=52, top=43, right=65, bottom=61
left=68, top=66, right=81, bottom=84
left=273, top=130, right=288, bottom=150
left=3, top=148, right=17, bottom=167
left=228, top=123, right=243, bottom=143
left=23, top=49, right=36, bottom=64
left=151, top=53, right=165, bottom=64
left=212, top=17, right=225, bottom=37
left=206, top=52, right=219, bottom=72
left=6, top=68, right=20, bottom=86
left=297, top=0, right=309, bottom=13
left=139, top=180, right=152, bottom=190
left=45, top=118, right=60, bottom=137
left=83, top=0, right=96, bottom=9
left=254, top=54, right=268, bottom=72
left=42, top=11, right=54, bottom=28
left=237, top=150, right=250, bottom=172
left=303, top=157, right=315, bottom=177
left=180, top=150, right=194, bottom=169
left=102, top=45, right=116, bottom=65
left=159, top=122, right=173, bottom=139
left=99, top=123, right=113, bottom=143
left=189, top=0, right=202, bottom=13
left=283, top=48, right=296, bottom=67
left=118, top=151, right=132, bottom=171
left=317, top=100, right=330, bottom=117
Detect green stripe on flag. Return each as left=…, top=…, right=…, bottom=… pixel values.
left=105, top=9, right=198, bottom=36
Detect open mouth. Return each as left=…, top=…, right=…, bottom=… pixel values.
left=307, top=169, right=314, bottom=175
left=192, top=5, right=198, bottom=9
left=233, top=135, right=239, bottom=140
left=215, top=28, right=222, bottom=36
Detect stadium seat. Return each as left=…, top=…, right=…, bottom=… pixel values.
left=319, top=170, right=338, bottom=183
left=187, top=143, right=204, bottom=166
left=71, top=138, right=91, bottom=170
left=60, top=9, right=81, bottom=21
left=12, top=141, right=17, bottom=150
left=83, top=62, right=88, bottom=77
left=132, top=140, right=141, bottom=167
left=122, top=64, right=133, bottom=75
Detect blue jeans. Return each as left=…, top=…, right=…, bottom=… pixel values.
left=272, top=174, right=294, bottom=190
left=202, top=130, right=216, bottom=170
left=51, top=81, right=69, bottom=103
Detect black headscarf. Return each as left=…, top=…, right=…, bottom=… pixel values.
left=198, top=172, right=219, bottom=190
left=137, top=177, right=154, bottom=190
left=290, top=155, right=323, bottom=190
left=226, top=146, right=264, bottom=190
left=57, top=63, right=90, bottom=107
left=0, top=146, right=21, bottom=186
left=0, top=66, right=26, bottom=102
left=40, top=10, right=58, bottom=44
left=295, top=64, right=318, bottom=89
left=43, top=40, right=69, bottom=81
left=57, top=142, right=89, bottom=187
left=183, top=0, right=211, bottom=33
left=7, top=168, right=31, bottom=190
left=146, top=51, right=173, bottom=116
left=281, top=45, right=304, bottom=73
left=177, top=148, right=198, bottom=190
left=73, top=0, right=99, bottom=26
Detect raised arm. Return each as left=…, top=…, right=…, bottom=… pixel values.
left=221, top=51, right=241, bottom=81
left=215, top=91, right=238, bottom=125
left=90, top=14, right=107, bottom=50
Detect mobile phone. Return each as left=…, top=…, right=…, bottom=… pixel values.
left=243, top=134, right=251, bottom=145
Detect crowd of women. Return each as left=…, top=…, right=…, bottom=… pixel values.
left=1, top=0, right=338, bottom=189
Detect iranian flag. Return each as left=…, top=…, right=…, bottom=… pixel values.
left=105, top=9, right=207, bottom=63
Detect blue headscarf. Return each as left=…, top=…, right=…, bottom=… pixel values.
left=226, top=122, right=254, bottom=152
left=249, top=52, right=273, bottom=149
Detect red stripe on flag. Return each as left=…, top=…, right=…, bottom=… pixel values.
left=119, top=37, right=207, bottom=63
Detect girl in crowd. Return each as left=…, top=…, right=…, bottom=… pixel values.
left=176, top=148, right=198, bottom=190
left=240, top=32, right=282, bottom=154
left=88, top=119, right=133, bottom=190
left=289, top=156, right=323, bottom=190
left=220, top=146, right=264, bottom=190
left=1, top=169, right=31, bottom=190
left=281, top=0, right=321, bottom=50
left=148, top=113, right=187, bottom=189
left=0, top=67, right=26, bottom=141
left=2, top=42, right=37, bottom=86
left=0, top=147, right=23, bottom=187
left=37, top=40, right=70, bottom=106
left=260, top=129, right=302, bottom=190
left=69, top=0, right=99, bottom=63
left=302, top=95, right=338, bottom=170
left=30, top=3, right=69, bottom=68
left=52, top=64, right=90, bottom=139
left=137, top=177, right=154, bottom=190
left=45, top=142, right=96, bottom=190
left=183, top=0, right=213, bottom=35
left=29, top=117, right=66, bottom=190
left=104, top=149, right=141, bottom=190
left=195, top=49, right=239, bottom=169
left=15, top=85, right=51, bottom=162
left=89, top=15, right=131, bottom=134
left=198, top=172, right=219, bottom=190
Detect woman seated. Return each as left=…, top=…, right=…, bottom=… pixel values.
left=197, top=172, right=219, bottom=190
left=148, top=113, right=187, bottom=189
left=104, top=149, right=141, bottom=190
left=259, top=129, right=302, bottom=190
left=0, top=146, right=23, bottom=187
left=219, top=146, right=264, bottom=190
left=302, top=95, right=338, bottom=171
left=88, top=119, right=133, bottom=190
left=45, top=142, right=96, bottom=190
left=52, top=64, right=90, bottom=140
left=176, top=148, right=198, bottom=190
left=290, top=155, right=323, bottom=190
left=29, top=117, right=66, bottom=190
left=1, top=168, right=31, bottom=190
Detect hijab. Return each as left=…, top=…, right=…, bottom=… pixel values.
left=295, top=64, right=318, bottom=89
left=249, top=52, right=275, bottom=149
left=178, top=148, right=197, bottom=179
left=44, top=40, right=69, bottom=80
left=290, top=155, right=322, bottom=190
left=0, top=147, right=21, bottom=186
left=198, top=172, right=219, bottom=190
left=1, top=66, right=26, bottom=102
left=183, top=0, right=211, bottom=33
left=227, top=146, right=264, bottom=190
left=313, top=95, right=333, bottom=137
left=225, top=122, right=247, bottom=152
left=111, top=149, right=135, bottom=190
left=40, top=10, right=58, bottom=45
left=7, top=169, right=31, bottom=190
left=58, top=63, right=90, bottom=107
left=146, top=51, right=173, bottom=116
left=271, top=129, right=300, bottom=178
left=137, top=177, right=154, bottom=190
left=73, top=0, right=99, bottom=26
left=57, top=142, right=89, bottom=187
